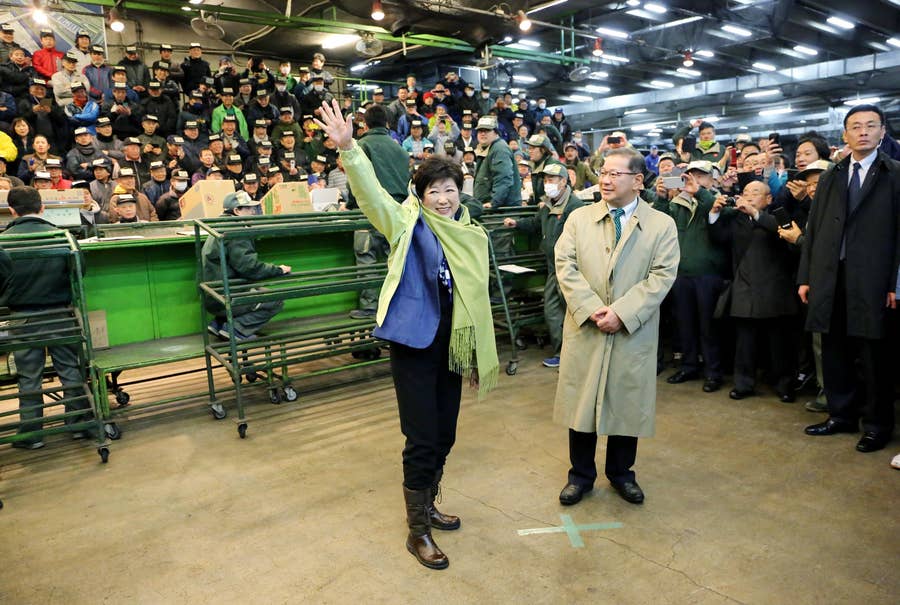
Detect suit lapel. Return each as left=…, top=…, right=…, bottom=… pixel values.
left=607, top=201, right=644, bottom=277
left=829, top=159, right=849, bottom=225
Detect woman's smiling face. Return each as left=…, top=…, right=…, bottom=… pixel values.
left=421, top=177, right=460, bottom=218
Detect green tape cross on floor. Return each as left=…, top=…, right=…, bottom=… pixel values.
left=517, top=514, right=623, bottom=548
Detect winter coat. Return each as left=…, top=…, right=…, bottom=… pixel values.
left=473, top=137, right=521, bottom=208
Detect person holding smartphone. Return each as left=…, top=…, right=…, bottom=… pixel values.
left=673, top=119, right=727, bottom=163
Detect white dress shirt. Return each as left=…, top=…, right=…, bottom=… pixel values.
left=848, top=147, right=877, bottom=186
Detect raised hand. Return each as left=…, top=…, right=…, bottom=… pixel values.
left=313, top=98, right=354, bottom=151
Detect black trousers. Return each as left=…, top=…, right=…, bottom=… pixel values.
left=733, top=317, right=796, bottom=395
left=389, top=287, right=463, bottom=491
left=822, top=267, right=895, bottom=436
left=671, top=275, right=725, bottom=380
left=568, top=429, right=638, bottom=487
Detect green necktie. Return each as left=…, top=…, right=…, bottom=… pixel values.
left=611, top=208, right=625, bottom=245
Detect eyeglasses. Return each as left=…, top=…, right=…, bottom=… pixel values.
left=599, top=170, right=639, bottom=179
left=846, top=122, right=882, bottom=133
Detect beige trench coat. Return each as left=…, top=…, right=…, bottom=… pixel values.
left=553, top=199, right=679, bottom=437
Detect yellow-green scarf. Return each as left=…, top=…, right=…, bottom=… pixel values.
left=416, top=198, right=499, bottom=397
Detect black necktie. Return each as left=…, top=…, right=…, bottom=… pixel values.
left=847, top=161, right=862, bottom=215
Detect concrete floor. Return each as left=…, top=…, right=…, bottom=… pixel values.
left=0, top=348, right=898, bottom=605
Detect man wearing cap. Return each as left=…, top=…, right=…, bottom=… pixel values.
left=645, top=145, right=661, bottom=175
left=17, top=79, right=64, bottom=150
left=201, top=190, right=290, bottom=340
left=30, top=170, right=53, bottom=190
left=222, top=153, right=245, bottom=184
left=44, top=158, right=70, bottom=190
left=300, top=74, right=334, bottom=118
left=504, top=163, right=585, bottom=367
left=119, top=45, right=150, bottom=95
left=180, top=121, right=206, bottom=164
left=105, top=65, right=139, bottom=104
left=140, top=80, right=177, bottom=136
left=32, top=29, right=63, bottom=80
left=91, top=116, right=123, bottom=161
left=271, top=107, right=303, bottom=146
left=83, top=46, right=112, bottom=101
left=219, top=115, right=250, bottom=160
left=401, top=119, right=429, bottom=165
left=526, top=133, right=564, bottom=203
left=65, top=127, right=103, bottom=181
left=178, top=92, right=211, bottom=137
left=1, top=47, right=36, bottom=98
left=214, top=55, right=240, bottom=94
left=51, top=51, right=87, bottom=106
left=150, top=60, right=181, bottom=107
left=109, top=167, right=157, bottom=222
left=247, top=118, right=271, bottom=156
left=102, top=82, right=142, bottom=137
left=89, top=158, right=115, bottom=218
left=211, top=87, right=249, bottom=140
left=181, top=43, right=211, bottom=99
left=165, top=134, right=196, bottom=174
left=110, top=193, right=144, bottom=223
left=141, top=160, right=170, bottom=205
left=0, top=23, right=20, bottom=64
left=155, top=44, right=182, bottom=84
left=396, top=98, right=423, bottom=141
left=273, top=76, right=300, bottom=116
left=673, top=119, right=727, bottom=164
left=589, top=131, right=633, bottom=174
left=563, top=141, right=599, bottom=191
left=247, top=88, right=279, bottom=129
left=119, top=137, right=150, bottom=187
left=70, top=30, right=92, bottom=73
left=308, top=52, right=333, bottom=87
left=237, top=172, right=260, bottom=201
left=241, top=56, right=274, bottom=95
left=136, top=114, right=166, bottom=162
left=153, top=169, right=190, bottom=221
left=473, top=116, right=521, bottom=209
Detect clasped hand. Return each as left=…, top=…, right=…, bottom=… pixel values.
left=590, top=306, right=622, bottom=333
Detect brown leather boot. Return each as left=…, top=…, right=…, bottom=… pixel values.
left=428, top=469, right=461, bottom=531
left=403, top=486, right=449, bottom=570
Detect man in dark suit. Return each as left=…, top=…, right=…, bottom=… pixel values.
left=799, top=104, right=900, bottom=453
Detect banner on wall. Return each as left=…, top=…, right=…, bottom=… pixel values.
left=0, top=1, right=105, bottom=55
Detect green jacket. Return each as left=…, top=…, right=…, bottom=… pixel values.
left=0, top=216, right=74, bottom=309
left=201, top=220, right=284, bottom=314
left=513, top=186, right=584, bottom=268
left=539, top=123, right=563, bottom=154
left=529, top=154, right=565, bottom=203
left=347, top=127, right=411, bottom=208
left=271, top=122, right=304, bottom=147
left=211, top=104, right=249, bottom=140
left=673, top=123, right=727, bottom=164
left=565, top=159, right=598, bottom=190
left=474, top=138, right=521, bottom=208
left=650, top=187, right=727, bottom=277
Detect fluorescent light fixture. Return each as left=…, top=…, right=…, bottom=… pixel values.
left=793, top=44, right=818, bottom=56
left=808, top=21, right=837, bottom=35
left=590, top=71, right=609, bottom=79
left=595, top=26, right=629, bottom=39
left=843, top=97, right=881, bottom=106
left=321, top=34, right=358, bottom=49
left=887, top=37, right=900, bottom=48
left=626, top=0, right=640, bottom=6
left=695, top=49, right=714, bottom=58
left=739, top=125, right=749, bottom=130
left=189, top=0, right=205, bottom=4
left=826, top=16, right=854, bottom=29
left=600, top=54, right=629, bottom=63
left=631, top=123, right=658, bottom=131
left=701, top=116, right=720, bottom=123
left=564, top=95, right=592, bottom=103
left=744, top=89, right=780, bottom=98
left=869, top=41, right=891, bottom=52
left=643, top=3, right=667, bottom=13
left=659, top=16, right=703, bottom=30
left=350, top=60, right=380, bottom=72
left=585, top=85, right=610, bottom=93
left=180, top=6, right=192, bottom=11
left=752, top=62, right=777, bottom=71
left=352, top=84, right=378, bottom=90
left=509, top=88, right=521, bottom=95
left=527, top=0, right=569, bottom=15
left=759, top=106, right=793, bottom=116
left=721, top=24, right=752, bottom=37
left=676, top=67, right=701, bottom=76
left=514, top=74, right=537, bottom=83
left=649, top=79, right=674, bottom=88
left=518, top=39, right=541, bottom=47
left=624, top=108, right=647, bottom=115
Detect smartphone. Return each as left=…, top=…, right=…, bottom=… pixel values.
left=773, top=207, right=792, bottom=229
left=307, top=173, right=318, bottom=186
left=607, top=136, right=621, bottom=145
left=592, top=191, right=602, bottom=203
left=40, top=98, right=52, bottom=108
left=730, top=147, right=738, bottom=167
left=662, top=176, right=684, bottom=189
left=682, top=136, right=696, bottom=154
left=768, top=132, right=780, bottom=146
left=737, top=171, right=762, bottom=190
left=786, top=168, right=800, bottom=181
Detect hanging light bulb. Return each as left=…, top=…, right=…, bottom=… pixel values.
left=516, top=10, right=532, bottom=32
left=683, top=51, right=693, bottom=67
left=109, top=8, right=125, bottom=32
left=592, top=38, right=603, bottom=57
left=32, top=0, right=49, bottom=26
left=371, top=1, right=384, bottom=21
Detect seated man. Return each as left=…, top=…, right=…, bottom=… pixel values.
left=0, top=186, right=92, bottom=448
left=201, top=191, right=291, bottom=340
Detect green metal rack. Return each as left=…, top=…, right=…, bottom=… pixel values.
left=0, top=232, right=111, bottom=485
left=194, top=212, right=388, bottom=438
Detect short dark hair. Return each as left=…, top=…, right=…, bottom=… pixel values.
left=8, top=186, right=42, bottom=215
left=364, top=104, right=389, bottom=129
left=698, top=121, right=715, bottom=133
left=412, top=156, right=463, bottom=200
left=843, top=104, right=884, bottom=128
left=742, top=143, right=760, bottom=155
left=797, top=132, right=830, bottom=161
left=605, top=147, right=645, bottom=174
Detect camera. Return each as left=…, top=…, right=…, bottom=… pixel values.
left=607, top=136, right=621, bottom=145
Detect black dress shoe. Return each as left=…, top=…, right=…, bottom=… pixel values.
left=778, top=392, right=796, bottom=403
left=702, top=378, right=723, bottom=393
left=804, top=418, right=858, bottom=436
left=667, top=370, right=700, bottom=384
left=856, top=432, right=890, bottom=453
left=729, top=388, right=755, bottom=400
left=559, top=482, right=591, bottom=506
left=611, top=480, right=644, bottom=504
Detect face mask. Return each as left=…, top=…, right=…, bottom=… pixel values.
left=276, top=84, right=286, bottom=92
left=544, top=183, right=559, bottom=198
left=465, top=90, right=473, bottom=97
left=314, top=84, right=324, bottom=92
left=280, top=67, right=289, bottom=75
left=573, top=135, right=582, bottom=142
left=698, top=139, right=715, bottom=151
left=538, top=102, right=546, bottom=109
left=481, top=92, right=489, bottom=99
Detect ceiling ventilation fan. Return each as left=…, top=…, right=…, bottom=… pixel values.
left=191, top=10, right=226, bottom=40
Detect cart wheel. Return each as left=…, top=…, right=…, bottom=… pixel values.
left=211, top=402, right=227, bottom=420
left=238, top=423, right=248, bottom=439
left=115, top=389, right=130, bottom=406
left=351, top=350, right=364, bottom=359
left=245, top=372, right=258, bottom=383
left=104, top=423, right=122, bottom=440
left=283, top=386, right=298, bottom=402
left=98, top=447, right=110, bottom=463
left=367, top=348, right=383, bottom=360
left=268, top=389, right=282, bottom=404
left=506, top=361, right=518, bottom=376
left=515, top=337, right=528, bottom=351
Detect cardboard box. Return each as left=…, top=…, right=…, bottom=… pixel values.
left=178, top=180, right=235, bottom=219
left=0, top=189, right=84, bottom=227
left=261, top=181, right=313, bottom=215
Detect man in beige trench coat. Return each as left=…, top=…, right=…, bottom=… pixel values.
left=553, top=148, right=679, bottom=505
